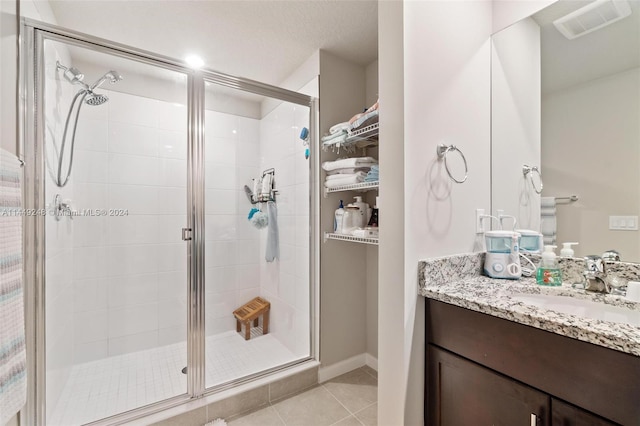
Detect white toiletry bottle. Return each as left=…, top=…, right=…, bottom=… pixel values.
left=560, top=242, right=579, bottom=257
left=342, top=204, right=360, bottom=235
left=353, top=196, right=369, bottom=228
left=334, top=200, right=345, bottom=233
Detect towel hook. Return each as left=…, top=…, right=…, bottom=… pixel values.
left=522, top=165, right=543, bottom=194
left=437, top=144, right=468, bottom=184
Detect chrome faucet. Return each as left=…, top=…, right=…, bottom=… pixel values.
left=583, top=255, right=611, bottom=293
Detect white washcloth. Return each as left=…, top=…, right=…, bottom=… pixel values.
left=324, top=174, right=365, bottom=188
left=322, top=157, right=378, bottom=172
left=541, top=207, right=556, bottom=216
left=329, top=122, right=350, bottom=134
left=326, top=171, right=367, bottom=181
left=326, top=167, right=370, bottom=176
left=541, top=197, right=556, bottom=208
left=540, top=216, right=557, bottom=237
left=0, top=149, right=26, bottom=426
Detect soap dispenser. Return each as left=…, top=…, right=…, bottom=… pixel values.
left=560, top=242, right=579, bottom=257
left=536, top=245, right=562, bottom=286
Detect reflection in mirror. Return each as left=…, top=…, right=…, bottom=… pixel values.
left=492, top=0, right=640, bottom=262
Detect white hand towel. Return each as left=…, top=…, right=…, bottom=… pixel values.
left=325, top=171, right=367, bottom=181
left=324, top=174, right=366, bottom=188
left=540, top=216, right=557, bottom=236
left=541, top=197, right=556, bottom=208
left=322, top=157, right=378, bottom=172
left=265, top=201, right=279, bottom=263
left=541, top=207, right=557, bottom=216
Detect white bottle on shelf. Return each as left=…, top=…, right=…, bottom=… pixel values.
left=334, top=200, right=345, bottom=233
left=352, top=196, right=369, bottom=228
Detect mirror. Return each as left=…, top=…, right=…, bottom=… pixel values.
left=492, top=0, right=640, bottom=262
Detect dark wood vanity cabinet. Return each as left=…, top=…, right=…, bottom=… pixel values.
left=425, top=299, right=639, bottom=426
left=428, top=346, right=550, bottom=425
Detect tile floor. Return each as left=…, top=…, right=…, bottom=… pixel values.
left=226, top=366, right=378, bottom=426
left=48, top=330, right=300, bottom=426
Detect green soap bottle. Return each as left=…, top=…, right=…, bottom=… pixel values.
left=536, top=245, right=562, bottom=286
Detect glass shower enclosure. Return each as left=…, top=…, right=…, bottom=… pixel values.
left=22, top=21, right=316, bottom=426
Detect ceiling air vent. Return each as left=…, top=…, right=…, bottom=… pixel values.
left=553, top=0, right=632, bottom=39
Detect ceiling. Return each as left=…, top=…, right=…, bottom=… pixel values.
left=46, top=0, right=379, bottom=87
left=531, top=0, right=640, bottom=94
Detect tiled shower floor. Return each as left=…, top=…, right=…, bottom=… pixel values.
left=48, top=330, right=297, bottom=426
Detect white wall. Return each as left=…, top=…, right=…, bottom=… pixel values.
left=491, top=17, right=541, bottom=231
left=377, top=1, right=560, bottom=424
left=542, top=68, right=640, bottom=261
left=380, top=0, right=493, bottom=424
left=377, top=1, right=405, bottom=424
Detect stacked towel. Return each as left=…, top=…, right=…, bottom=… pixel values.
left=322, top=157, right=378, bottom=172
left=364, top=165, right=379, bottom=182
left=321, top=130, right=348, bottom=150
left=540, top=197, right=557, bottom=245
left=0, top=149, right=26, bottom=426
left=322, top=157, right=378, bottom=189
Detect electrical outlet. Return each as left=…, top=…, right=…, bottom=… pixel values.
left=476, top=209, right=485, bottom=234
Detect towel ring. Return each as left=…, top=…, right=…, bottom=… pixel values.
left=437, top=144, right=468, bottom=184
left=522, top=165, right=543, bottom=194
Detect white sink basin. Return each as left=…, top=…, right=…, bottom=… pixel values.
left=511, top=293, right=640, bottom=326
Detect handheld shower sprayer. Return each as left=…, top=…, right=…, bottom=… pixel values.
left=51, top=62, right=123, bottom=187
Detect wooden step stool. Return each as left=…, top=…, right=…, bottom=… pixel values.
left=233, top=297, right=270, bottom=340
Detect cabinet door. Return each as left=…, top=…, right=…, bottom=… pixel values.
left=427, top=345, right=549, bottom=426
left=551, top=399, right=618, bottom=426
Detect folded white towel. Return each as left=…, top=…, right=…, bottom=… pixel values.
left=326, top=167, right=370, bottom=176
left=324, top=174, right=365, bottom=188
left=329, top=122, right=350, bottom=134
left=321, top=130, right=347, bottom=143
left=543, top=235, right=556, bottom=245
left=541, top=207, right=557, bottom=216
left=326, top=171, right=367, bottom=181
left=322, top=157, right=378, bottom=172
left=541, top=197, right=556, bottom=208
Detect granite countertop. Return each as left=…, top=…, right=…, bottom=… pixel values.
left=418, top=253, right=640, bottom=357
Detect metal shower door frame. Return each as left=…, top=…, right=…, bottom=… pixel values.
left=21, top=19, right=318, bottom=426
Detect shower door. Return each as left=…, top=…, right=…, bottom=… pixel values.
left=23, top=21, right=316, bottom=426
left=202, top=81, right=313, bottom=389
left=26, top=30, right=193, bottom=426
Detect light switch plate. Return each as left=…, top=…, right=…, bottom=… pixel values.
left=609, top=215, right=638, bottom=231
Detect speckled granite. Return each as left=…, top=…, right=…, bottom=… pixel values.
left=418, top=253, right=640, bottom=357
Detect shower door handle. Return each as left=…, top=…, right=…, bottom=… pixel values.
left=182, top=228, right=192, bottom=241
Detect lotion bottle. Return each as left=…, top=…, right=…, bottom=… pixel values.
left=334, top=200, right=345, bottom=233
left=560, top=242, right=579, bottom=257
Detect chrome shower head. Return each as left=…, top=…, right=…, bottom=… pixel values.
left=84, top=92, right=109, bottom=106
left=89, top=70, right=123, bottom=90
left=56, top=61, right=85, bottom=86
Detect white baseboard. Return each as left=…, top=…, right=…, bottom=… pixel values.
left=318, top=353, right=378, bottom=383
left=365, top=353, right=378, bottom=371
